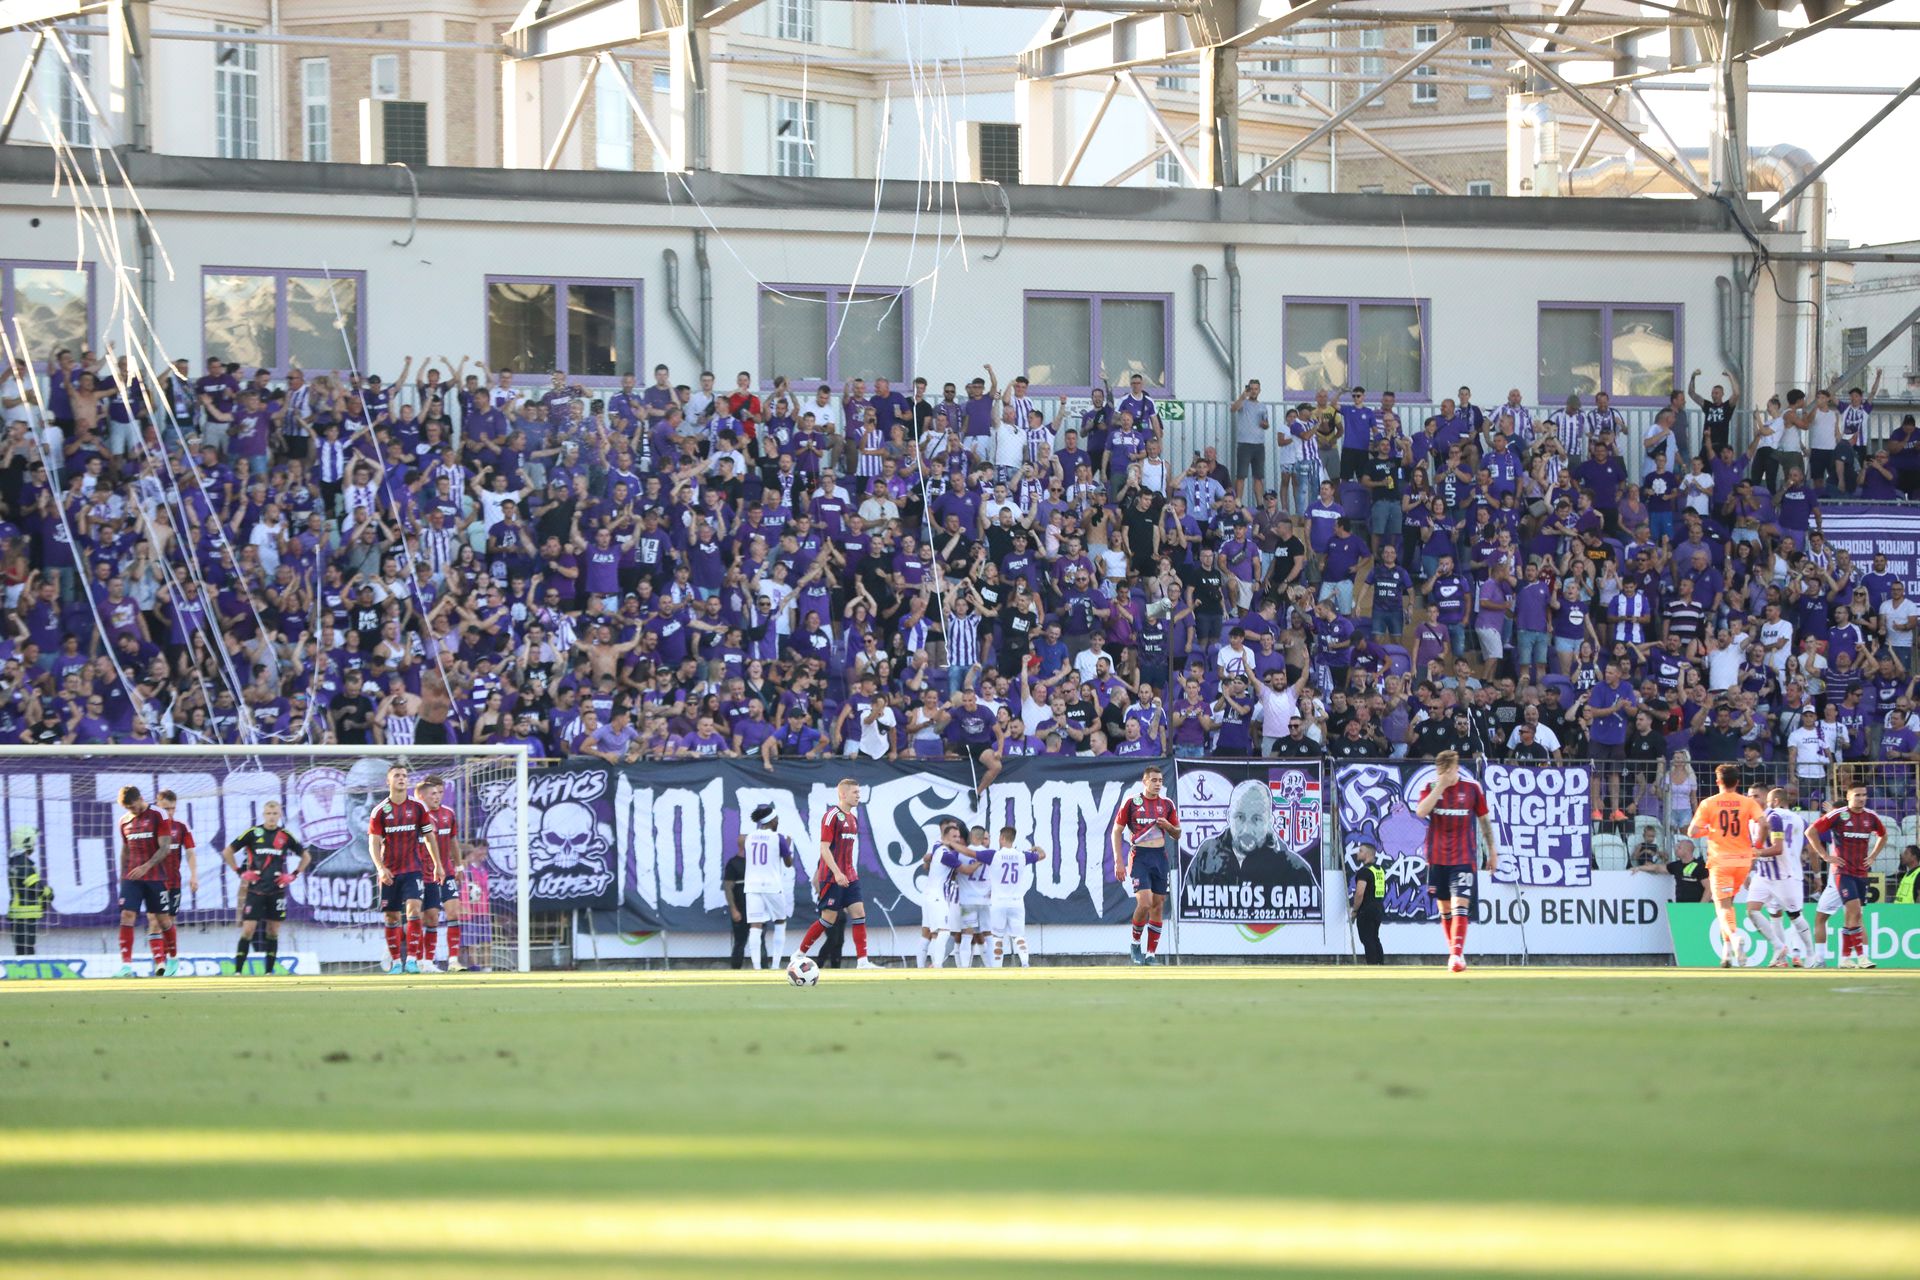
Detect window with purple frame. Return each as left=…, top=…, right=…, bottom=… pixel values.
left=1283, top=296, right=1429, bottom=400
left=486, top=276, right=640, bottom=382
left=202, top=268, right=364, bottom=374
left=2, top=260, right=94, bottom=367
left=1023, top=291, right=1171, bottom=394
left=1538, top=302, right=1680, bottom=405
left=758, top=285, right=909, bottom=387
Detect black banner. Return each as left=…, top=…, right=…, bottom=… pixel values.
left=569, top=756, right=1149, bottom=931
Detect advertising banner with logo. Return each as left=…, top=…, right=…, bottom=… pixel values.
left=1334, top=761, right=1594, bottom=922
left=1821, top=503, right=1920, bottom=593
left=1173, top=761, right=1325, bottom=926
left=1667, top=903, right=1920, bottom=968
left=0, top=952, right=322, bottom=980
left=601, top=756, right=1143, bottom=933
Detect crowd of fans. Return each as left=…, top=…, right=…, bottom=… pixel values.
left=2, top=345, right=1918, bottom=809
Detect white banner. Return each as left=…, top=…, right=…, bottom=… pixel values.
left=1174, top=870, right=1672, bottom=957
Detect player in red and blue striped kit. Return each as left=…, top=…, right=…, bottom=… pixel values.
left=788, top=779, right=876, bottom=970
left=1111, top=766, right=1180, bottom=965
left=416, top=775, right=463, bottom=972
left=1413, top=751, right=1501, bottom=973
left=115, top=785, right=174, bottom=979
left=368, top=764, right=445, bottom=975
left=1807, top=788, right=1887, bottom=969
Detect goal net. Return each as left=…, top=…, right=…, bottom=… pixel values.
left=0, top=745, right=530, bottom=977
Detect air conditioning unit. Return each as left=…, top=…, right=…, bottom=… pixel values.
left=961, top=120, right=1021, bottom=185
left=359, top=99, right=429, bottom=166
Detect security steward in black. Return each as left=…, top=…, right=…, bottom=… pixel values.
left=1350, top=843, right=1386, bottom=965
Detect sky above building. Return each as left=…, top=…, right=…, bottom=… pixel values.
left=1652, top=6, right=1919, bottom=247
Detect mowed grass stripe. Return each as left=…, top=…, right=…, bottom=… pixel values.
left=0, top=1129, right=889, bottom=1165
left=0, top=1196, right=1914, bottom=1277
left=5, top=966, right=1913, bottom=997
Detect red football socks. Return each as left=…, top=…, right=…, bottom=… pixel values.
left=406, top=920, right=424, bottom=960
left=1145, top=923, right=1162, bottom=954
left=118, top=925, right=135, bottom=962
left=385, top=926, right=402, bottom=961
left=798, top=921, right=825, bottom=956
left=446, top=923, right=461, bottom=960
left=851, top=923, right=869, bottom=958
left=1131, top=923, right=1144, bottom=946
left=163, top=926, right=178, bottom=958
left=423, top=927, right=439, bottom=961
left=1452, top=913, right=1469, bottom=955
left=148, top=932, right=167, bottom=966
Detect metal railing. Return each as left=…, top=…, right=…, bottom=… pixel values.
left=1161, top=401, right=1916, bottom=496
left=1303, top=754, right=1919, bottom=874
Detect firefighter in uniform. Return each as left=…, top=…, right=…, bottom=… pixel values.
left=8, top=828, right=54, bottom=955
left=1350, top=843, right=1386, bottom=965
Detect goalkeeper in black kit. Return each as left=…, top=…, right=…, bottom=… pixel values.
left=221, top=801, right=314, bottom=975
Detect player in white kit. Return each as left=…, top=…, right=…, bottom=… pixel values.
left=921, top=821, right=981, bottom=967
left=741, top=804, right=797, bottom=971
left=952, top=825, right=996, bottom=967
left=983, top=826, right=1047, bottom=967
left=1748, top=787, right=1814, bottom=968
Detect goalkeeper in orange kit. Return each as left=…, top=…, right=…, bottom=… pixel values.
left=1687, top=763, right=1768, bottom=968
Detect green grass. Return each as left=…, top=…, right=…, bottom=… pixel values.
left=2, top=967, right=1917, bottom=1278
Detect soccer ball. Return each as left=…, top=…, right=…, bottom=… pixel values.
left=787, top=957, right=820, bottom=987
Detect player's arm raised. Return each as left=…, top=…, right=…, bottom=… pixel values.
left=1413, top=781, right=1444, bottom=821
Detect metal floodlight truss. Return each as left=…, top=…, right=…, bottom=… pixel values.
left=0, top=0, right=1911, bottom=203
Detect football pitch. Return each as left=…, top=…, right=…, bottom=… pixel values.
left=2, top=967, right=1916, bottom=1279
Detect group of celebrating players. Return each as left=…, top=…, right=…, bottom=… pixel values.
left=115, top=759, right=1890, bottom=974
left=1687, top=770, right=1887, bottom=968
left=736, top=778, right=1052, bottom=974
left=113, top=764, right=479, bottom=975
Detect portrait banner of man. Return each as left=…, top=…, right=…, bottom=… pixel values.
left=1174, top=763, right=1325, bottom=924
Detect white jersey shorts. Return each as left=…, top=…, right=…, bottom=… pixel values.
left=922, top=895, right=959, bottom=932
left=1746, top=871, right=1804, bottom=915
left=956, top=902, right=989, bottom=933
left=988, top=902, right=1027, bottom=939
left=746, top=891, right=786, bottom=925
left=1816, top=874, right=1844, bottom=917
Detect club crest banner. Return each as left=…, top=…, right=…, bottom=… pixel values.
left=1173, top=762, right=1325, bottom=924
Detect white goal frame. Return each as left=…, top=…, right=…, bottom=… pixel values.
left=0, top=743, right=534, bottom=973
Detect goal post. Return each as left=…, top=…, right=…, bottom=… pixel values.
left=0, top=744, right=532, bottom=977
